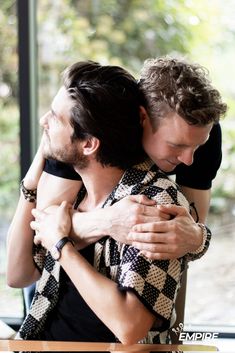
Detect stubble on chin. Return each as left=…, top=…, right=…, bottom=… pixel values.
left=42, top=143, right=89, bottom=170
left=41, top=143, right=55, bottom=161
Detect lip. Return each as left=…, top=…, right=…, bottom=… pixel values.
left=166, top=160, right=179, bottom=166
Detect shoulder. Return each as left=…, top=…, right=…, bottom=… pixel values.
left=127, top=160, right=189, bottom=209
left=149, top=172, right=189, bottom=209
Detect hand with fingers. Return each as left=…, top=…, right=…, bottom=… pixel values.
left=30, top=201, right=72, bottom=251
left=107, top=195, right=171, bottom=244
left=127, top=204, right=204, bottom=260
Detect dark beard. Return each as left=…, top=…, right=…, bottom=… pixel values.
left=43, top=142, right=89, bottom=170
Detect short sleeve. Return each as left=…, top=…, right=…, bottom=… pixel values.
left=175, top=123, right=222, bottom=190
left=44, top=159, right=82, bottom=180
left=117, top=246, right=185, bottom=331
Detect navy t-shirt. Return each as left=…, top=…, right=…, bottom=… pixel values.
left=44, top=124, right=222, bottom=190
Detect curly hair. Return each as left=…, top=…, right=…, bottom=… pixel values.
left=139, top=56, right=227, bottom=129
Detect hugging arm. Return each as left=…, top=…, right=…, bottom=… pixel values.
left=7, top=141, right=45, bottom=287
left=126, top=124, right=222, bottom=259
left=31, top=146, right=214, bottom=261
left=35, top=183, right=210, bottom=259
left=32, top=171, right=192, bottom=343
left=31, top=202, right=156, bottom=345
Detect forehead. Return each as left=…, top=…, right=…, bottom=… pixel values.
left=51, top=86, right=74, bottom=120
left=156, top=112, right=213, bottom=146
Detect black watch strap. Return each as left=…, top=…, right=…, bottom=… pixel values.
left=50, top=237, right=74, bottom=261
left=56, top=237, right=73, bottom=250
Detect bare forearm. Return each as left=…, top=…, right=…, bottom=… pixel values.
left=6, top=148, right=45, bottom=287
left=7, top=194, right=40, bottom=287
left=180, top=186, right=211, bottom=223
left=70, top=208, right=112, bottom=248
left=60, top=243, right=155, bottom=344
left=70, top=196, right=157, bottom=247
left=37, top=172, right=82, bottom=210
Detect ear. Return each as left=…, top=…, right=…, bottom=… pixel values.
left=82, top=137, right=100, bottom=156
left=139, top=106, right=149, bottom=125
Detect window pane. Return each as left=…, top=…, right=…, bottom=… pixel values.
left=0, top=0, right=24, bottom=318
left=37, top=0, right=197, bottom=115
left=184, top=0, right=235, bottom=331
left=11, top=0, right=233, bottom=332
left=185, top=118, right=235, bottom=329
left=185, top=199, right=235, bottom=328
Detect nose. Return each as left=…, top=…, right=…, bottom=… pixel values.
left=177, top=149, right=194, bottom=166
left=40, top=111, right=50, bottom=128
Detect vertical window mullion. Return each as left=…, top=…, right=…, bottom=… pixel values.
left=17, top=0, right=38, bottom=179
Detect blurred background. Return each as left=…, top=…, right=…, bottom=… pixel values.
left=0, top=0, right=235, bottom=336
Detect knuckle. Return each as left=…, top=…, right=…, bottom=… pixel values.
left=142, top=205, right=146, bottom=214
left=150, top=253, right=162, bottom=260
left=145, top=243, right=158, bottom=252
left=171, top=233, right=178, bottom=243
left=172, top=222, right=181, bottom=233
left=132, top=204, right=138, bottom=213
left=132, top=204, right=142, bottom=216
left=153, top=222, right=160, bottom=230
left=149, top=223, right=158, bottom=232
left=171, top=244, right=178, bottom=253
left=129, top=214, right=140, bottom=225
left=155, top=208, right=161, bottom=216
left=152, top=245, right=160, bottom=252
left=148, top=233, right=157, bottom=242
left=147, top=254, right=156, bottom=261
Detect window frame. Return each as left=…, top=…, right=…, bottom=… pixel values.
left=1, top=0, right=234, bottom=340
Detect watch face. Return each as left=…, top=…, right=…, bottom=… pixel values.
left=50, top=245, right=61, bottom=260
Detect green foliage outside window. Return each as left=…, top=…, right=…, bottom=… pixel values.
left=0, top=0, right=19, bottom=221
left=0, top=0, right=235, bottom=323
left=1, top=0, right=235, bottom=228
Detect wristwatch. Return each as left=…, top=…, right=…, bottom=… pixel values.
left=50, top=237, right=74, bottom=261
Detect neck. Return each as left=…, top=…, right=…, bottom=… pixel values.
left=74, top=162, right=124, bottom=211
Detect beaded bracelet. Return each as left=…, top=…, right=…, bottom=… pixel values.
left=20, top=179, right=37, bottom=202
left=191, top=223, right=208, bottom=255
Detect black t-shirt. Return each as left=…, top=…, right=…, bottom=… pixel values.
left=44, top=159, right=82, bottom=180
left=41, top=244, right=116, bottom=350
left=44, top=124, right=222, bottom=190
left=174, top=123, right=222, bottom=189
